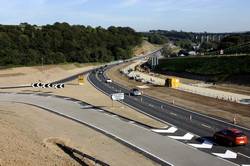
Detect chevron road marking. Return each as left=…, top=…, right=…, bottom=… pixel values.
left=212, top=150, right=237, bottom=159
left=188, top=140, right=213, bottom=149
left=168, top=133, right=194, bottom=140
left=152, top=127, right=178, bottom=134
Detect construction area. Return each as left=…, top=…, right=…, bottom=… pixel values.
left=120, top=59, right=250, bottom=104
left=106, top=61, right=250, bottom=128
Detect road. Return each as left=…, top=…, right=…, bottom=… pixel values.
left=0, top=92, right=236, bottom=166
left=88, top=65, right=250, bottom=166
left=1, top=49, right=249, bottom=165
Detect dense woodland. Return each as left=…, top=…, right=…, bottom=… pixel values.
left=0, top=22, right=142, bottom=66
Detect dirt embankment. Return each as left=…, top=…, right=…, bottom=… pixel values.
left=0, top=102, right=159, bottom=166
left=0, top=63, right=99, bottom=87
left=0, top=63, right=163, bottom=166
left=133, top=40, right=162, bottom=56
left=106, top=63, right=250, bottom=128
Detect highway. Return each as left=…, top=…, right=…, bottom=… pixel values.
left=1, top=49, right=249, bottom=165
left=88, top=64, right=250, bottom=166
left=0, top=92, right=234, bottom=166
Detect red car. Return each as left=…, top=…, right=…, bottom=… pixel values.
left=213, top=128, right=248, bottom=146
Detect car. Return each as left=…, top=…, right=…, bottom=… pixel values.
left=213, top=128, right=248, bottom=146
left=105, top=79, right=112, bottom=83
left=130, top=88, right=142, bottom=96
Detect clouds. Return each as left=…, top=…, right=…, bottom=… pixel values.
left=0, top=0, right=249, bottom=32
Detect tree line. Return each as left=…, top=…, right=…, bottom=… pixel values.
left=0, top=22, right=142, bottom=66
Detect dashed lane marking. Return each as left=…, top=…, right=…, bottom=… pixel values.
left=170, top=112, right=177, bottom=116
left=201, top=123, right=212, bottom=129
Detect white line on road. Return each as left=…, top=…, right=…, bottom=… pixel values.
left=168, top=133, right=194, bottom=140
left=201, top=123, right=212, bottom=129
left=213, top=150, right=237, bottom=159
left=188, top=140, right=213, bottom=149
left=152, top=127, right=178, bottom=134
left=170, top=112, right=177, bottom=116
left=81, top=105, right=92, bottom=109
left=148, top=104, right=154, bottom=107
left=238, top=152, right=250, bottom=158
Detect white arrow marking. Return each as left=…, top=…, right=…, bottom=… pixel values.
left=188, top=140, right=213, bottom=149
left=168, top=133, right=194, bottom=140
left=152, top=127, right=178, bottom=134
left=212, top=150, right=237, bottom=159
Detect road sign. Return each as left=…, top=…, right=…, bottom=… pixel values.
left=78, top=75, right=84, bottom=85
left=32, top=82, right=44, bottom=88
left=54, top=84, right=65, bottom=89
left=111, top=93, right=124, bottom=101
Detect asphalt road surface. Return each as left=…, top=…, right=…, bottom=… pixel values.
left=0, top=92, right=236, bottom=166
left=88, top=66, right=250, bottom=166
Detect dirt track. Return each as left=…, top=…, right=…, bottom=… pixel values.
left=106, top=62, right=250, bottom=128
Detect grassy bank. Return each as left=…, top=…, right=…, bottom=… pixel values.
left=156, top=56, right=250, bottom=83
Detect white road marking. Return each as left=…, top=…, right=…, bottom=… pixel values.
left=242, top=165, right=250, bottom=166
left=148, top=104, right=154, bottom=107
left=170, top=112, right=177, bottom=116
left=238, top=152, right=250, bottom=158
left=81, top=105, right=92, bottom=109
left=212, top=150, right=237, bottom=159
left=168, top=133, right=194, bottom=140
left=129, top=121, right=135, bottom=124
left=152, top=127, right=178, bottom=134
left=95, top=109, right=104, bottom=112
left=188, top=140, right=213, bottom=149
left=201, top=123, right=212, bottom=129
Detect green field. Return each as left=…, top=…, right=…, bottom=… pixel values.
left=156, top=56, right=250, bottom=82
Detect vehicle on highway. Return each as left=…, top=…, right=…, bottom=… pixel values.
left=106, top=79, right=112, bottom=83
left=97, top=70, right=103, bottom=74
left=213, top=128, right=248, bottom=146
left=130, top=88, right=142, bottom=96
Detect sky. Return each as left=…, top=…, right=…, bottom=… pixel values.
left=0, top=0, right=249, bottom=32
